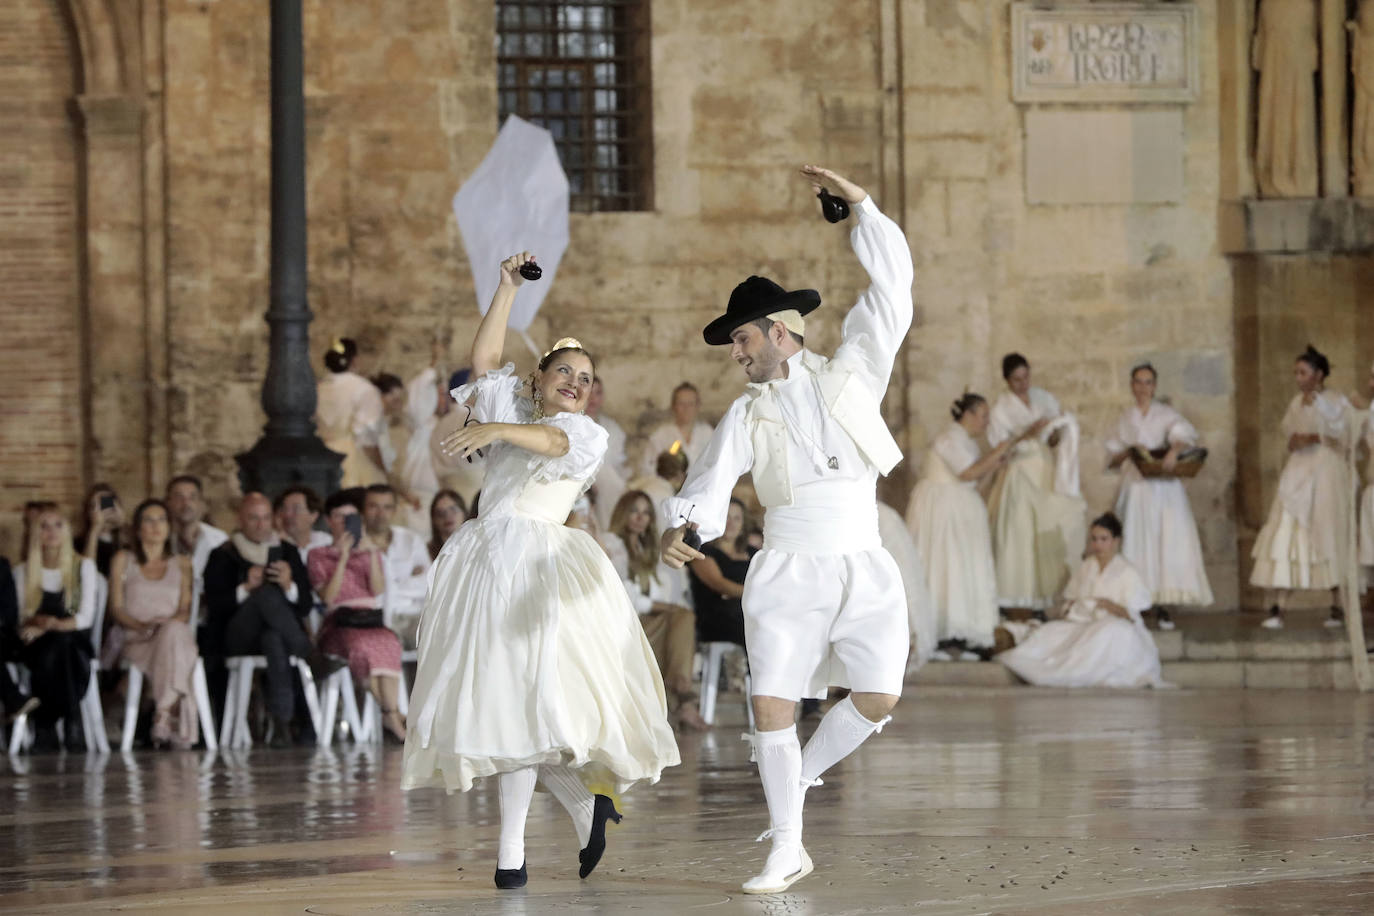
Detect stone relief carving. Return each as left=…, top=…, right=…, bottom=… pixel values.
left=1351, top=0, right=1374, bottom=196
left=1252, top=0, right=1320, bottom=198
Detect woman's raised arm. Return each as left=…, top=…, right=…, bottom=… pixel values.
left=470, top=252, right=532, bottom=377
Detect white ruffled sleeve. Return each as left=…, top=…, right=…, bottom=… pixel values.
left=451, top=363, right=523, bottom=424
left=529, top=411, right=609, bottom=483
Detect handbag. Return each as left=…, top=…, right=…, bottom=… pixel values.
left=332, top=607, right=384, bottom=629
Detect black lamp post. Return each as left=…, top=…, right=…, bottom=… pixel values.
left=236, top=0, right=342, bottom=499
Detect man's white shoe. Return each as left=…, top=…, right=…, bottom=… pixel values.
left=1260, top=615, right=1284, bottom=630
left=741, top=846, right=813, bottom=895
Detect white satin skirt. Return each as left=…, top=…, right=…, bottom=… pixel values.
left=401, top=512, right=680, bottom=794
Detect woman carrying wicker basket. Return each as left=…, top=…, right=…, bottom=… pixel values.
left=1105, top=363, right=1214, bottom=628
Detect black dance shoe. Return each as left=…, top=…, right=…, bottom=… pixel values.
left=63, top=717, right=86, bottom=753
left=494, top=861, right=527, bottom=889
left=578, top=795, right=623, bottom=878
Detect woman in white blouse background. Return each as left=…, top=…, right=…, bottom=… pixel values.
left=1104, top=363, right=1214, bottom=629
left=907, top=392, right=1039, bottom=660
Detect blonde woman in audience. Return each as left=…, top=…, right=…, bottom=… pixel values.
left=109, top=499, right=199, bottom=749
left=401, top=252, right=677, bottom=890
left=986, top=353, right=1086, bottom=612
left=316, top=337, right=387, bottom=487
left=999, top=513, right=1166, bottom=689
left=1104, top=363, right=1214, bottom=628
left=907, top=392, right=1031, bottom=660
left=13, top=506, right=99, bottom=752
left=606, top=490, right=707, bottom=730
left=1252, top=345, right=1355, bottom=629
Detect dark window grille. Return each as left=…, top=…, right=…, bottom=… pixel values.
left=496, top=0, right=652, bottom=212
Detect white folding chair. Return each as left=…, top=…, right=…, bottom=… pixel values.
left=316, top=663, right=411, bottom=745
left=119, top=658, right=219, bottom=752
left=9, top=574, right=111, bottom=755
left=218, top=654, right=322, bottom=749
left=699, top=641, right=754, bottom=728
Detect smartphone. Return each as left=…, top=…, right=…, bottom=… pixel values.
left=344, top=513, right=363, bottom=546
left=99, top=493, right=116, bottom=511
left=265, top=545, right=283, bottom=566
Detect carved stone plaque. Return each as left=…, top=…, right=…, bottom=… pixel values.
left=1011, top=2, right=1199, bottom=103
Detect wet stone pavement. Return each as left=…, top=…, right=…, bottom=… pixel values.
left=2, top=687, right=1373, bottom=914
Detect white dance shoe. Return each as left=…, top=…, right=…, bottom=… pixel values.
left=1260, top=614, right=1284, bottom=630
left=742, top=845, right=813, bottom=895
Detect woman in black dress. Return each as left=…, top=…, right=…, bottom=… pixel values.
left=687, top=498, right=756, bottom=647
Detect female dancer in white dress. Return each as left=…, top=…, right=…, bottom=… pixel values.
left=1000, top=513, right=1165, bottom=688
left=1104, top=363, right=1214, bottom=628
left=1357, top=362, right=1374, bottom=585
left=907, top=393, right=1037, bottom=659
left=316, top=337, right=388, bottom=487
left=986, top=353, right=1087, bottom=611
left=1252, top=345, right=1355, bottom=630
left=401, top=253, right=680, bottom=889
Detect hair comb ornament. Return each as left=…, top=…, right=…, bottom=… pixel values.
left=330, top=338, right=347, bottom=355
left=817, top=187, right=850, bottom=223
left=542, top=337, right=585, bottom=360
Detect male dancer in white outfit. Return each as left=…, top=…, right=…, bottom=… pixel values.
left=662, top=165, right=913, bottom=894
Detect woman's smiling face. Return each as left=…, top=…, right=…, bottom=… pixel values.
left=538, top=351, right=595, bottom=414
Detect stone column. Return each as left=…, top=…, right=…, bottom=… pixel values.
left=235, top=0, right=342, bottom=499
left=77, top=93, right=151, bottom=497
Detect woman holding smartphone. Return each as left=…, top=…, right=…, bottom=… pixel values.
left=306, top=488, right=405, bottom=742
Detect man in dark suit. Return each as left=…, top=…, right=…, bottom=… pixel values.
left=203, top=493, right=314, bottom=747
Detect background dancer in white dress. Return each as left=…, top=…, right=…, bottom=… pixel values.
left=908, top=393, right=1037, bottom=661
left=986, top=353, right=1086, bottom=612
left=661, top=164, right=912, bottom=895
left=1104, top=363, right=1214, bottom=628
left=1251, top=345, right=1356, bottom=630
left=999, top=512, right=1167, bottom=689
left=402, top=252, right=679, bottom=890
left=316, top=338, right=388, bottom=488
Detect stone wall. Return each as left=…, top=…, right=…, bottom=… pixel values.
left=0, top=0, right=85, bottom=552
left=895, top=1, right=1239, bottom=607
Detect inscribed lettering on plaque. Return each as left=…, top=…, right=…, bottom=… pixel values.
left=1011, top=2, right=1199, bottom=104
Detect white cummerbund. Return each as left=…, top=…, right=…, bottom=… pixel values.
left=762, top=480, right=881, bottom=555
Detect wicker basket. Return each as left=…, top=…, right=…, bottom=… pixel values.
left=1129, top=446, right=1207, bottom=479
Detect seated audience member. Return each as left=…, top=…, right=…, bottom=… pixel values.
left=77, top=483, right=125, bottom=577
left=109, top=500, right=199, bottom=749
left=167, top=474, right=228, bottom=629
left=13, top=506, right=99, bottom=752
left=641, top=381, right=714, bottom=477
left=0, top=555, right=37, bottom=722
left=586, top=377, right=629, bottom=531
left=274, top=486, right=331, bottom=561
left=999, top=513, right=1168, bottom=689
left=604, top=490, right=706, bottom=730
left=687, top=497, right=754, bottom=648
left=427, top=490, right=467, bottom=561
left=362, top=484, right=430, bottom=649
left=203, top=493, right=314, bottom=747
left=308, top=489, right=406, bottom=743
left=628, top=449, right=690, bottom=511
left=21, top=500, right=58, bottom=555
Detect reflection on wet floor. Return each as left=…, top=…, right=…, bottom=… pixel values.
left=2, top=687, right=1373, bottom=914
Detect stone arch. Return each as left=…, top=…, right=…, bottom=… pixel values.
left=56, top=0, right=168, bottom=504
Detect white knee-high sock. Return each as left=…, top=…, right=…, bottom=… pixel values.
left=538, top=764, right=595, bottom=847
left=497, top=767, right=538, bottom=869
left=799, top=696, right=889, bottom=787
left=754, top=725, right=803, bottom=851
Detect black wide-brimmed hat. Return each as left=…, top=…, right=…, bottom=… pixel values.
left=702, top=276, right=822, bottom=346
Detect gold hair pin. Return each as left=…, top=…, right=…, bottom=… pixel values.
left=542, top=337, right=585, bottom=360
left=330, top=337, right=347, bottom=355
